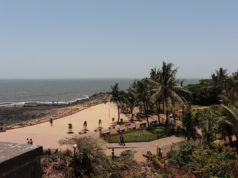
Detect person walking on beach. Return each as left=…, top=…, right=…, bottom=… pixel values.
left=50, top=117, right=53, bottom=126
left=26, top=138, right=29, bottom=144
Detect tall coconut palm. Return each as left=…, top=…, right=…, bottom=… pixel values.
left=133, top=79, right=151, bottom=127
left=123, top=87, right=138, bottom=121
left=149, top=68, right=162, bottom=122
left=110, top=83, right=123, bottom=123
left=149, top=61, right=191, bottom=127
left=150, top=67, right=160, bottom=81
left=211, top=67, right=228, bottom=88
left=210, top=68, right=229, bottom=102
left=117, top=90, right=128, bottom=114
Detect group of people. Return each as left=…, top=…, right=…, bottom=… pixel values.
left=26, top=138, right=33, bottom=145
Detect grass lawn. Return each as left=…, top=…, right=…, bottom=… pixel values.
left=109, top=126, right=168, bottom=143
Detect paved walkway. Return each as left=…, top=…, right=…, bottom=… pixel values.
left=103, top=135, right=185, bottom=162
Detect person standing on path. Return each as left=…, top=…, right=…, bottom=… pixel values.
left=119, top=132, right=125, bottom=146
left=158, top=147, right=163, bottom=158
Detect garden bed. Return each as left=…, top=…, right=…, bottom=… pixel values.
left=108, top=126, right=175, bottom=143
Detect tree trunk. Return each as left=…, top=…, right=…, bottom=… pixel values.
left=145, top=102, right=150, bottom=128
left=182, top=106, right=185, bottom=118
left=228, top=135, right=232, bottom=145
left=144, top=102, right=147, bottom=115
left=146, top=117, right=150, bottom=128
left=227, top=128, right=233, bottom=146
left=163, top=102, right=165, bottom=114
left=156, top=102, right=160, bottom=124
left=158, top=101, right=161, bottom=113
left=165, top=102, right=169, bottom=128
left=165, top=111, right=169, bottom=128
left=117, top=105, right=120, bottom=123
left=173, top=115, right=176, bottom=125
left=130, top=106, right=134, bottom=122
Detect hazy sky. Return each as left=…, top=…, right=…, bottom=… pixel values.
left=0, top=1, right=237, bottom=79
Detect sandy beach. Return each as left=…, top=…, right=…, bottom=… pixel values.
left=0, top=102, right=129, bottom=149
left=0, top=93, right=110, bottom=129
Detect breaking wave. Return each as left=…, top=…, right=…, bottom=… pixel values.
left=0, top=95, right=89, bottom=108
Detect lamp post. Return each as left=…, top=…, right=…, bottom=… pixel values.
left=73, top=144, right=77, bottom=156
left=73, top=144, right=77, bottom=177
left=112, top=148, right=115, bottom=160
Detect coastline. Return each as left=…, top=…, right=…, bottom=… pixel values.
left=0, top=101, right=128, bottom=149
left=0, top=93, right=110, bottom=131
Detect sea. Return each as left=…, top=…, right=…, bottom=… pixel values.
left=0, top=78, right=200, bottom=107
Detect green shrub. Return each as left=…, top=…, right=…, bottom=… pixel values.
left=167, top=150, right=178, bottom=159
left=190, top=147, right=238, bottom=177
left=176, top=140, right=197, bottom=166
left=59, top=136, right=113, bottom=177
left=165, top=125, right=176, bottom=135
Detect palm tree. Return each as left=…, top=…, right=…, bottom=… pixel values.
left=219, top=104, right=238, bottom=144
left=179, top=105, right=199, bottom=140
left=210, top=68, right=228, bottom=102
left=216, top=113, right=234, bottom=143
left=219, top=86, right=238, bottom=106
left=211, top=68, right=228, bottom=85
left=149, top=61, right=191, bottom=127
left=197, top=109, right=218, bottom=146
left=149, top=68, right=162, bottom=123
left=121, top=87, right=137, bottom=121
left=133, top=79, right=151, bottom=127
left=150, top=67, right=160, bottom=81
left=110, top=83, right=123, bottom=123
left=232, top=69, right=238, bottom=80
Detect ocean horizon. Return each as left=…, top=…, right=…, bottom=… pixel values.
left=0, top=78, right=200, bottom=107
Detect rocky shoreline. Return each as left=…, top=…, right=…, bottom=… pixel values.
left=0, top=93, right=110, bottom=130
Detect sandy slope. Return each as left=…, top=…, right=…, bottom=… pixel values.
left=0, top=102, right=129, bottom=149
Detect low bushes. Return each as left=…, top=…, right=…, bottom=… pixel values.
left=108, top=126, right=173, bottom=143
left=164, top=141, right=238, bottom=177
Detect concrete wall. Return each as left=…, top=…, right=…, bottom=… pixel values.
left=0, top=142, right=43, bottom=178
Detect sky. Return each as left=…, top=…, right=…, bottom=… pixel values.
left=0, top=0, right=237, bottom=79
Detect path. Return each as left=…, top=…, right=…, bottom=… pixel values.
left=103, top=135, right=185, bottom=162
